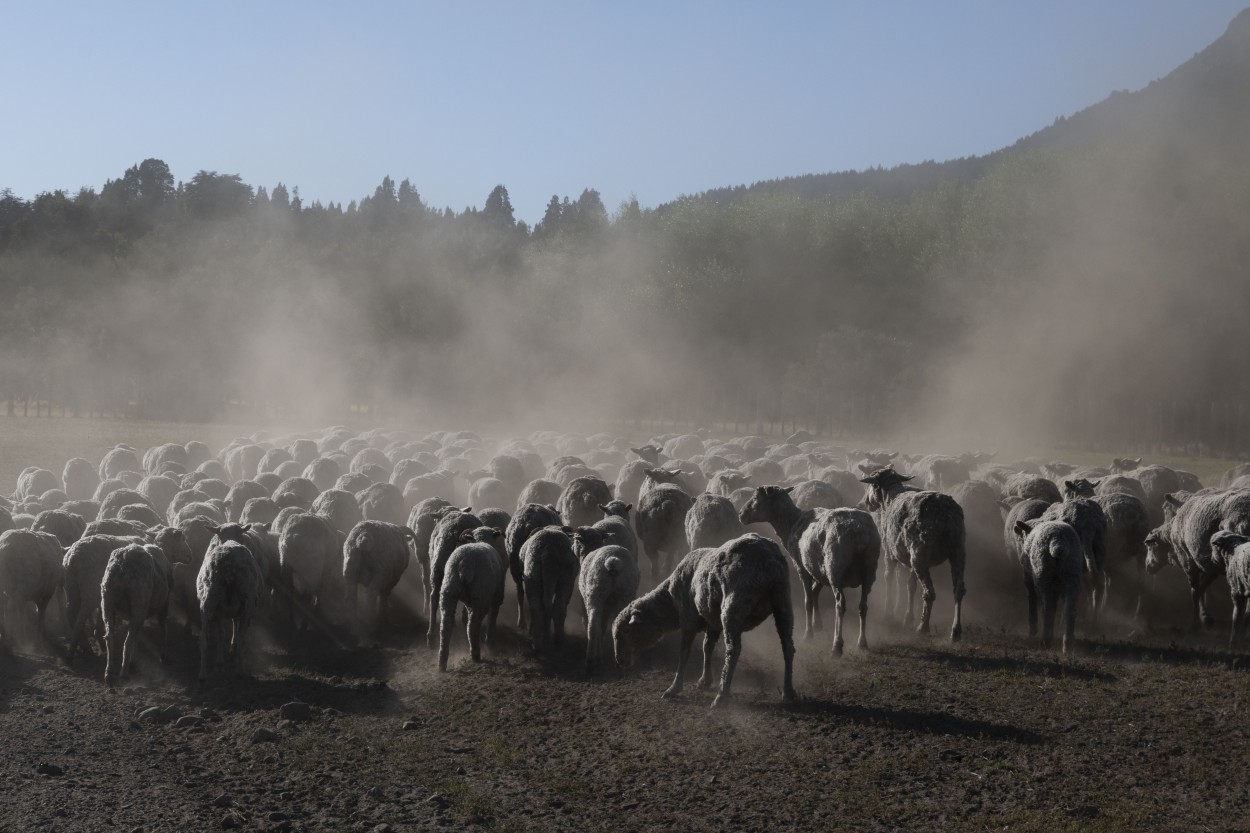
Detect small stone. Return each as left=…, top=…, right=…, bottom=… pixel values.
left=426, top=793, right=449, bottom=806
left=366, top=786, right=384, bottom=799
left=275, top=720, right=293, bottom=731
left=322, top=708, right=344, bottom=718
left=129, top=826, right=142, bottom=833
left=279, top=702, right=312, bottom=723
left=221, top=814, right=239, bottom=829
left=401, top=720, right=419, bottom=731
left=456, top=766, right=465, bottom=776
left=267, top=812, right=287, bottom=822
left=251, top=728, right=279, bottom=744
left=56, top=809, right=70, bottom=818
left=175, top=716, right=204, bottom=729
left=42, top=705, right=54, bottom=714
left=372, top=825, right=394, bottom=833
left=160, top=705, right=183, bottom=722
left=199, top=708, right=219, bottom=721
left=138, top=706, right=166, bottom=724
left=212, top=793, right=233, bottom=808
left=36, top=763, right=63, bottom=777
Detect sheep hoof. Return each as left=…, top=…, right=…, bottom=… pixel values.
left=832, top=642, right=843, bottom=658
left=782, top=689, right=798, bottom=705
left=710, top=693, right=731, bottom=709
left=950, top=627, right=961, bottom=643
left=661, top=687, right=683, bottom=700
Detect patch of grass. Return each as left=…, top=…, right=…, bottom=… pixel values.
left=438, top=776, right=502, bottom=826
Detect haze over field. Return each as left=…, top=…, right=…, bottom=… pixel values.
left=2, top=5, right=1250, bottom=454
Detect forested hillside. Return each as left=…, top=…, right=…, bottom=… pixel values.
left=2, top=10, right=1249, bottom=451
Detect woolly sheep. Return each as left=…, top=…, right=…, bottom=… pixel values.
left=437, top=527, right=507, bottom=671
left=860, top=468, right=966, bottom=641
left=426, top=509, right=483, bottom=645
left=685, top=494, right=745, bottom=552
left=31, top=509, right=86, bottom=548
left=796, top=508, right=881, bottom=656
left=303, top=457, right=343, bottom=492
left=636, top=478, right=695, bottom=582
left=406, top=497, right=454, bottom=611
left=99, top=446, right=141, bottom=481
left=516, top=478, right=562, bottom=511
left=278, top=513, right=342, bottom=631
left=224, top=480, right=269, bottom=522
left=342, top=520, right=415, bottom=632
left=612, top=534, right=796, bottom=707
left=64, top=534, right=143, bottom=658
left=521, top=525, right=579, bottom=653
left=1012, top=519, right=1083, bottom=652
left=62, top=458, right=98, bottom=501
left=101, top=543, right=171, bottom=686
left=739, top=485, right=827, bottom=638
left=311, top=489, right=363, bottom=536
left=1002, top=474, right=1062, bottom=505
left=1041, top=498, right=1109, bottom=621
left=197, top=539, right=265, bottom=687
left=239, top=497, right=280, bottom=527
left=0, top=529, right=63, bottom=651
left=557, top=476, right=614, bottom=529
left=1209, top=531, right=1250, bottom=646
left=357, top=481, right=406, bottom=526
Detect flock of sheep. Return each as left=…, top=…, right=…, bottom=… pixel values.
left=1, top=426, right=1249, bottom=707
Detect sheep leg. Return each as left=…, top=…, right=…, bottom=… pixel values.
left=831, top=587, right=846, bottom=657
left=426, top=574, right=441, bottom=647
left=773, top=589, right=797, bottom=704
left=800, top=573, right=817, bottom=640
left=1187, top=569, right=1208, bottom=632
left=437, top=597, right=456, bottom=672
left=233, top=609, right=253, bottom=677
left=857, top=586, right=869, bottom=650
left=468, top=606, right=485, bottom=663
left=905, top=571, right=917, bottom=626
left=916, top=568, right=936, bottom=636
left=524, top=577, right=544, bottom=653
left=1230, top=596, right=1246, bottom=648
left=949, top=556, right=965, bottom=643
left=1198, top=572, right=1219, bottom=629
left=1025, top=576, right=1039, bottom=638
left=514, top=579, right=527, bottom=630
left=696, top=630, right=718, bottom=690
left=711, top=626, right=743, bottom=709
left=810, top=582, right=823, bottom=633
left=103, top=615, right=120, bottom=687
left=1062, top=582, right=1079, bottom=654
left=551, top=579, right=573, bottom=649
left=1088, top=569, right=1105, bottom=630
left=585, top=609, right=604, bottom=672
left=420, top=558, right=432, bottom=615
left=664, top=626, right=699, bottom=699
left=197, top=613, right=212, bottom=688
left=1041, top=587, right=1057, bottom=649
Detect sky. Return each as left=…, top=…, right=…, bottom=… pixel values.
left=3, top=1, right=1247, bottom=224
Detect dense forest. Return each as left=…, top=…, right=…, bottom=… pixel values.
left=2, top=10, right=1250, bottom=453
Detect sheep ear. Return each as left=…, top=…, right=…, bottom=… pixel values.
left=461, top=506, right=472, bottom=513
left=598, top=504, right=609, bottom=513
left=1064, top=480, right=1074, bottom=490
left=1133, top=458, right=1142, bottom=465
left=207, top=525, right=220, bottom=535
left=628, top=612, right=639, bottom=625
left=899, top=475, right=914, bottom=482
left=1164, top=493, right=1181, bottom=506
left=1014, top=520, right=1034, bottom=537
left=857, top=463, right=873, bottom=474
left=782, top=486, right=795, bottom=494
left=625, top=503, right=632, bottom=512
left=457, top=530, right=474, bottom=543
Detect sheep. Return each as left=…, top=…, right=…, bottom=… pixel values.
left=402, top=470, right=458, bottom=506
left=796, top=508, right=881, bottom=656
left=101, top=543, right=171, bottom=686
left=341, top=520, right=416, bottom=632
left=912, top=455, right=973, bottom=491
left=62, top=458, right=99, bottom=501
left=685, top=493, right=745, bottom=552
left=1093, top=475, right=1148, bottom=503
left=257, top=447, right=293, bottom=475
left=311, top=488, right=363, bottom=537
left=594, top=501, right=638, bottom=559
left=144, top=443, right=189, bottom=476
left=612, top=534, right=796, bottom=707
left=437, top=527, right=507, bottom=671
left=117, top=503, right=166, bottom=529
left=555, top=476, right=614, bottom=530
left=406, top=498, right=455, bottom=611
left=99, top=445, right=141, bottom=481
left=515, top=478, right=562, bottom=511
left=93, top=478, right=126, bottom=503
left=98, top=488, right=154, bottom=520
left=0, top=529, right=63, bottom=652
left=224, top=480, right=269, bottom=521
left=274, top=476, right=320, bottom=508
left=196, top=459, right=231, bottom=482
left=504, top=503, right=562, bottom=628
left=390, top=458, right=430, bottom=489
left=1011, top=520, right=1083, bottom=652
left=708, top=470, right=752, bottom=497
left=426, top=509, right=483, bottom=645
left=224, top=444, right=265, bottom=483
left=64, top=534, right=144, bottom=659
left=1001, top=498, right=1050, bottom=575
left=1208, top=531, right=1250, bottom=646
left=303, top=457, right=343, bottom=492
left=739, top=485, right=826, bottom=638
left=466, top=475, right=512, bottom=515
left=278, top=513, right=342, bottom=631
left=476, top=507, right=511, bottom=533
left=239, top=497, right=280, bottom=526
left=788, top=479, right=846, bottom=511
left=31, top=509, right=86, bottom=548
left=578, top=541, right=642, bottom=671
left=1041, top=498, right=1109, bottom=622
left=197, top=539, right=266, bottom=687
left=860, top=468, right=966, bottom=641
left=1002, top=474, right=1062, bottom=505
left=1145, top=490, right=1250, bottom=631
left=521, top=525, right=579, bottom=652
left=636, top=475, right=695, bottom=582
left=614, top=460, right=653, bottom=507
left=1113, top=463, right=1182, bottom=527
left=357, top=481, right=406, bottom=526
left=61, top=499, right=99, bottom=522
left=171, top=500, right=226, bottom=527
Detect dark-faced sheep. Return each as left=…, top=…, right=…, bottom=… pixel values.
left=860, top=468, right=966, bottom=641
left=437, top=527, right=507, bottom=671
left=612, top=534, right=796, bottom=708
left=1041, top=497, right=1109, bottom=624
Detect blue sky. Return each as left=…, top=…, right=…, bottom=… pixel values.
left=3, top=1, right=1246, bottom=223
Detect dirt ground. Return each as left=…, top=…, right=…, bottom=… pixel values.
left=1, top=418, right=1247, bottom=832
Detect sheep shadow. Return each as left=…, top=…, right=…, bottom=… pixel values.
left=0, top=648, right=54, bottom=712
left=1080, top=639, right=1250, bottom=670
left=777, top=698, right=1047, bottom=745
left=875, top=643, right=1119, bottom=683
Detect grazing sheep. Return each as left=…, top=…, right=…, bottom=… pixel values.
left=0, top=529, right=63, bottom=651
left=1012, top=519, right=1083, bottom=652
left=685, top=493, right=746, bottom=552
left=860, top=468, right=966, bottom=641
left=62, top=458, right=99, bottom=501
left=437, top=527, right=507, bottom=671
left=101, top=543, right=171, bottom=686
left=504, top=503, right=562, bottom=628
left=612, top=534, right=796, bottom=707
left=521, top=526, right=579, bottom=652
left=798, top=508, right=881, bottom=656
left=1145, top=490, right=1250, bottom=631
left=64, top=534, right=144, bottom=659
left=1208, top=531, right=1250, bottom=646
left=580, top=543, right=640, bottom=671
left=341, top=521, right=416, bottom=632
left=636, top=477, right=695, bottom=582
left=426, top=509, right=483, bottom=645
left=278, top=513, right=342, bottom=631
left=197, top=539, right=266, bottom=687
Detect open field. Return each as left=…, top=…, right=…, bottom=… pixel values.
left=1, top=418, right=1248, bottom=832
